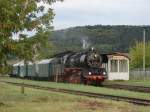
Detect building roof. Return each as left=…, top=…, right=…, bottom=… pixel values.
left=107, top=52, right=130, bottom=59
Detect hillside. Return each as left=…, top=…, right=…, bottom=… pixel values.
left=50, top=25, right=150, bottom=53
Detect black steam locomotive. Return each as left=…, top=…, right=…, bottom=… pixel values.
left=59, top=47, right=107, bottom=85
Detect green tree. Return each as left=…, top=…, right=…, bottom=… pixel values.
left=0, top=0, right=62, bottom=74
left=129, top=42, right=150, bottom=69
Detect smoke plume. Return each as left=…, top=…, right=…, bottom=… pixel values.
left=82, top=37, right=91, bottom=49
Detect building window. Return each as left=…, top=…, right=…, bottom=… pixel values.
left=110, top=60, right=118, bottom=72
left=119, top=60, right=128, bottom=72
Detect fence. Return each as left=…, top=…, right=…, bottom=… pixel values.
left=130, top=68, right=150, bottom=80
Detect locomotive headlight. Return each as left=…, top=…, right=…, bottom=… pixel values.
left=89, top=72, right=92, bottom=75
left=103, top=72, right=106, bottom=75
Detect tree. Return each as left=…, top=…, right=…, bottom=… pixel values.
left=129, top=42, right=150, bottom=69
left=0, top=0, right=62, bottom=74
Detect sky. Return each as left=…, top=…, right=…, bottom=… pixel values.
left=51, top=0, right=150, bottom=30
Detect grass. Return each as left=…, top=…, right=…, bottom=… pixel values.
left=105, top=79, right=150, bottom=87
left=0, top=77, right=150, bottom=100
left=0, top=82, right=150, bottom=112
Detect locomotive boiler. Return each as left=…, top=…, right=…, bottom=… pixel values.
left=61, top=47, right=107, bottom=85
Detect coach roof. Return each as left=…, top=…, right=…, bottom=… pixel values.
left=37, top=59, right=54, bottom=64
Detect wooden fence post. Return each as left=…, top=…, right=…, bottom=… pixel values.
left=21, top=82, right=25, bottom=94
left=56, top=67, right=58, bottom=83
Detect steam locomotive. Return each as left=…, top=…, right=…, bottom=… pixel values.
left=11, top=47, right=107, bottom=85
left=58, top=47, right=107, bottom=85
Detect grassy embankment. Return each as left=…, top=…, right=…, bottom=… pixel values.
left=0, top=77, right=150, bottom=100
left=0, top=82, right=150, bottom=112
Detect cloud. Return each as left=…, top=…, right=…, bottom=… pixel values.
left=51, top=0, right=150, bottom=30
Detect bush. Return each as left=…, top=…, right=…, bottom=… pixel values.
left=0, top=65, right=12, bottom=76
left=129, top=41, right=150, bottom=69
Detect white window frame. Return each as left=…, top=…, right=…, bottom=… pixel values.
left=110, top=59, right=119, bottom=73
left=109, top=59, right=129, bottom=73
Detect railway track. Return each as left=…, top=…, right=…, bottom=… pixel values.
left=103, top=83, right=150, bottom=93
left=0, top=80, right=150, bottom=106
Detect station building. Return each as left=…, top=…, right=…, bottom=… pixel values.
left=102, top=53, right=130, bottom=80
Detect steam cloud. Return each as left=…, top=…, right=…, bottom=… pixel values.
left=82, top=37, right=91, bottom=49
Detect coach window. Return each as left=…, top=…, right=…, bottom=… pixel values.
left=119, top=60, right=128, bottom=72
left=110, top=60, right=118, bottom=72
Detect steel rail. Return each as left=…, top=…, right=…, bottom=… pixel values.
left=102, top=83, right=150, bottom=93
left=0, top=80, right=150, bottom=106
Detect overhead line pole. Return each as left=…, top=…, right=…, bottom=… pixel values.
left=143, top=29, right=146, bottom=78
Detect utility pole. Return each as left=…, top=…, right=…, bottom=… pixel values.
left=143, top=29, right=146, bottom=77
